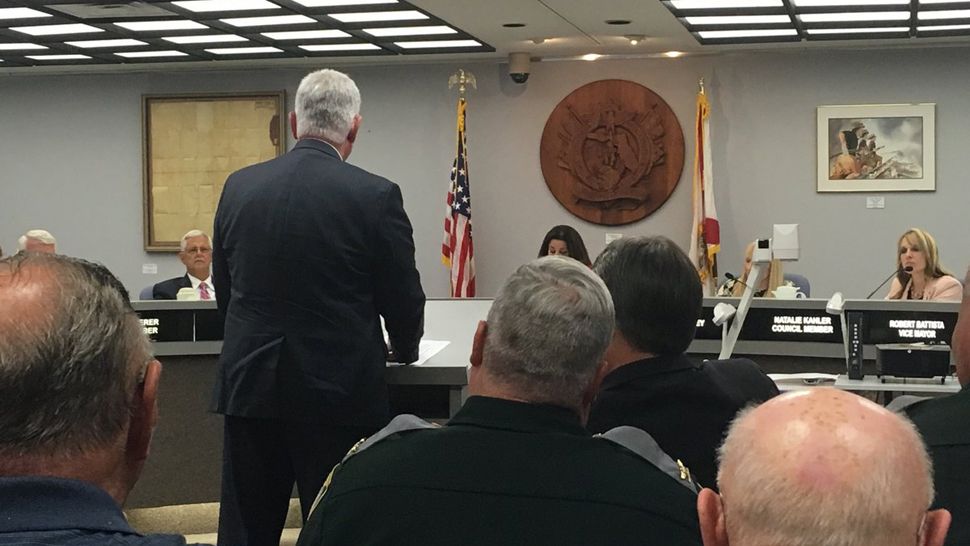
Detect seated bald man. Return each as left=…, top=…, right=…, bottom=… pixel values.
left=699, top=388, right=950, bottom=546
left=152, top=230, right=215, bottom=300
left=18, top=229, right=57, bottom=254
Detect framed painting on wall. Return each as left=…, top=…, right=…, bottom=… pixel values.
left=143, top=92, right=285, bottom=251
left=817, top=103, right=934, bottom=193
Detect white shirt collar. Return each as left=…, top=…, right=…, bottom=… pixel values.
left=187, top=274, right=212, bottom=291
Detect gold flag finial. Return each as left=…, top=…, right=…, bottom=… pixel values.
left=448, top=69, right=477, bottom=99
left=698, top=77, right=705, bottom=95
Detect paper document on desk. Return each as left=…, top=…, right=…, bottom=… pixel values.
left=386, top=340, right=450, bottom=366
left=769, top=372, right=838, bottom=386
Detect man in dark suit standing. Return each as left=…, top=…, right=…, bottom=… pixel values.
left=152, top=230, right=215, bottom=300
left=587, top=236, right=779, bottom=490
left=905, top=266, right=970, bottom=546
left=211, top=68, right=425, bottom=546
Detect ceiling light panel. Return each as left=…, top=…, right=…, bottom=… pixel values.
left=117, top=50, right=189, bottom=58
left=115, top=21, right=208, bottom=31
left=300, top=43, right=381, bottom=50
left=11, top=23, right=104, bottom=36
left=27, top=54, right=90, bottom=60
left=221, top=15, right=315, bottom=27
left=685, top=15, right=791, bottom=25
left=671, top=0, right=782, bottom=7
left=261, top=29, right=350, bottom=39
left=394, top=39, right=482, bottom=48
left=919, top=9, right=970, bottom=19
left=0, top=7, right=52, bottom=19
left=794, top=0, right=908, bottom=5
left=363, top=25, right=456, bottom=36
left=163, top=34, right=248, bottom=44
left=295, top=0, right=398, bottom=5
left=919, top=23, right=970, bottom=30
left=329, top=10, right=428, bottom=23
left=172, top=0, right=281, bottom=12
left=66, top=38, right=149, bottom=48
left=0, top=43, right=47, bottom=50
left=206, top=46, right=283, bottom=54
left=799, top=11, right=910, bottom=22
left=807, top=26, right=909, bottom=34
left=697, top=28, right=798, bottom=38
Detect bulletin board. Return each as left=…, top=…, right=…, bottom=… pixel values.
left=143, top=92, right=285, bottom=251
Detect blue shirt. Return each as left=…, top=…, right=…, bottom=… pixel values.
left=0, top=476, right=206, bottom=545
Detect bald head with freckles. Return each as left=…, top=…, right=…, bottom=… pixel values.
left=697, top=388, right=951, bottom=546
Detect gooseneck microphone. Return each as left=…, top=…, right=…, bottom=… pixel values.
left=866, top=266, right=913, bottom=299
left=724, top=272, right=750, bottom=291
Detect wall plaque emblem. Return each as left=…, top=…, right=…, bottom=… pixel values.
left=540, top=79, right=685, bottom=225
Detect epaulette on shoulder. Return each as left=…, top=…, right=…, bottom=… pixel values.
left=596, top=426, right=699, bottom=494
left=308, top=414, right=440, bottom=516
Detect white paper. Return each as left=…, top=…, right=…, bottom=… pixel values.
left=769, top=372, right=838, bottom=385
left=386, top=339, right=450, bottom=366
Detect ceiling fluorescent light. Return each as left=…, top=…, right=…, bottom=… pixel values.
left=261, top=29, right=350, bottom=39
left=299, top=43, right=380, bottom=50
left=330, top=10, right=428, bottom=23
left=66, top=38, right=148, bottom=48
left=686, top=15, right=791, bottom=25
left=394, top=39, right=481, bottom=48
left=671, top=0, right=782, bottom=7
left=221, top=15, right=315, bottom=27
left=12, top=24, right=104, bottom=36
left=698, top=28, right=797, bottom=38
left=919, top=9, right=970, bottom=19
left=172, top=0, right=280, bottom=12
left=26, top=54, right=91, bottom=60
left=807, top=26, right=908, bottom=33
left=363, top=25, right=456, bottom=36
left=0, top=43, right=48, bottom=50
left=0, top=7, right=53, bottom=19
left=296, top=0, right=398, bottom=5
left=919, top=23, right=970, bottom=30
left=117, top=50, right=189, bottom=57
left=164, top=34, right=248, bottom=44
left=206, top=46, right=283, bottom=54
left=921, top=0, right=970, bottom=3
left=115, top=21, right=208, bottom=31
left=795, top=0, right=907, bottom=5
left=800, top=12, right=909, bottom=22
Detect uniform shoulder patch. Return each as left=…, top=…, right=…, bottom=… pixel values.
left=596, top=426, right=699, bottom=494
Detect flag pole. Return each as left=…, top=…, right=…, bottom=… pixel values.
left=442, top=69, right=478, bottom=297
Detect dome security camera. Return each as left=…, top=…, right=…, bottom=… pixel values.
left=508, top=52, right=530, bottom=84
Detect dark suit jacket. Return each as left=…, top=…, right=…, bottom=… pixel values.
left=151, top=275, right=191, bottom=300
left=211, top=139, right=425, bottom=426
left=906, top=387, right=970, bottom=546
left=587, top=354, right=779, bottom=490
left=298, top=396, right=702, bottom=546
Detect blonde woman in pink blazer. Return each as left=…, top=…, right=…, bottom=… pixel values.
left=886, top=228, right=962, bottom=301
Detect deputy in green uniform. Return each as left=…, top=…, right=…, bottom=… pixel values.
left=297, top=256, right=702, bottom=546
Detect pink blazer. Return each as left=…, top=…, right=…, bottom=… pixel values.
left=886, top=275, right=963, bottom=301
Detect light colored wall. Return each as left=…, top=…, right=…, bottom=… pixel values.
left=1, top=47, right=967, bottom=299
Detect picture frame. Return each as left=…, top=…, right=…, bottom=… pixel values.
left=816, top=103, right=935, bottom=193
left=143, top=92, right=285, bottom=251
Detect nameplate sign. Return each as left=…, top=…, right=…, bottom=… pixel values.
left=695, top=305, right=843, bottom=343
left=864, top=310, right=957, bottom=345
left=137, top=310, right=194, bottom=342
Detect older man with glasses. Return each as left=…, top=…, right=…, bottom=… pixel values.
left=152, top=229, right=215, bottom=300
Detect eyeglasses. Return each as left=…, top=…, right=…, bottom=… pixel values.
left=184, top=247, right=212, bottom=255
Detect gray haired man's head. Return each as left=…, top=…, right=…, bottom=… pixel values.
left=0, top=253, right=153, bottom=477
left=294, top=68, right=361, bottom=144
left=478, top=256, right=615, bottom=411
left=17, top=229, right=57, bottom=254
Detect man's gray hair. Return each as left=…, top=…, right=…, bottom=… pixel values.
left=295, top=68, right=361, bottom=144
left=180, top=229, right=211, bottom=251
left=0, top=253, right=152, bottom=458
left=483, top=256, right=615, bottom=407
left=717, top=405, right=935, bottom=546
left=17, top=229, right=56, bottom=250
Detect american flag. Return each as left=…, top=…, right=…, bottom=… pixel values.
left=441, top=97, right=476, bottom=297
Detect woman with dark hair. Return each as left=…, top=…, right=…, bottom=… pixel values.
left=537, top=225, right=591, bottom=267
left=886, top=228, right=962, bottom=301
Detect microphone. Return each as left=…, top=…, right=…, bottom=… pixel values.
left=724, top=272, right=750, bottom=291
left=866, top=266, right=913, bottom=299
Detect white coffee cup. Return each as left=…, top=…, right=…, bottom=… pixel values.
left=772, top=285, right=806, bottom=299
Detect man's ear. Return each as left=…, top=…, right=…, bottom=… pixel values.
left=289, top=111, right=298, bottom=139
left=346, top=114, right=361, bottom=144
left=921, top=509, right=951, bottom=546
left=128, top=359, right=162, bottom=463
left=697, top=488, right=730, bottom=546
left=470, top=320, right=487, bottom=368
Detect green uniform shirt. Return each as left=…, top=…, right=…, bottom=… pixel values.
left=298, top=396, right=702, bottom=546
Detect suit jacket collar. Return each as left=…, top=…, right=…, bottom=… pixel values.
left=601, top=353, right=696, bottom=391
left=448, top=396, right=587, bottom=436
left=294, top=138, right=343, bottom=161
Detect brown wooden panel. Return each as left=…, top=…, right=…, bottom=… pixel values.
left=540, top=79, right=685, bottom=225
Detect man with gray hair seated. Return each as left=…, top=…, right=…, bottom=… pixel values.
left=0, top=252, right=208, bottom=545
left=17, top=228, right=57, bottom=254
left=152, top=229, right=215, bottom=300
left=697, top=388, right=950, bottom=546
left=296, top=256, right=702, bottom=546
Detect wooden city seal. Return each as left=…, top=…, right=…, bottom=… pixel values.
left=540, top=79, right=685, bottom=225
